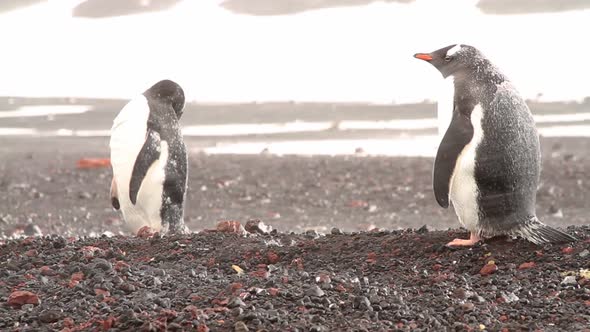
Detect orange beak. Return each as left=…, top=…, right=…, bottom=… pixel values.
left=414, top=53, right=433, bottom=61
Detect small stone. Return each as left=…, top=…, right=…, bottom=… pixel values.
left=579, top=249, right=589, bottom=258
left=234, top=321, right=249, bottom=332
left=78, top=191, right=92, bottom=199
left=518, top=262, right=536, bottom=270
left=460, top=302, right=475, bottom=312
left=416, top=225, right=430, bottom=234
left=24, top=224, right=43, bottom=236
left=499, top=291, right=519, bottom=303
left=244, top=219, right=272, bottom=234
left=330, top=227, right=343, bottom=235
left=228, top=297, right=247, bottom=308
left=562, top=276, right=577, bottom=286
left=8, top=291, right=40, bottom=307
left=480, top=262, right=498, bottom=276
left=353, top=296, right=372, bottom=311
left=38, top=310, right=62, bottom=323
left=217, top=220, right=247, bottom=235
left=305, top=285, right=325, bottom=297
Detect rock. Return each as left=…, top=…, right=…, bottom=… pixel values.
left=234, top=321, right=249, bottom=332
left=38, top=310, right=62, bottom=323
left=305, top=285, right=325, bottom=297
left=460, top=302, right=475, bottom=312
left=217, top=220, right=247, bottom=235
left=228, top=297, right=247, bottom=308
left=8, top=291, right=40, bottom=307
left=330, top=227, right=343, bottom=235
left=416, top=225, right=430, bottom=234
left=518, top=262, right=536, bottom=270
left=499, top=292, right=519, bottom=303
left=137, top=226, right=156, bottom=238
left=24, top=223, right=43, bottom=236
left=480, top=262, right=498, bottom=276
left=561, top=276, right=577, bottom=286
left=353, top=296, right=372, bottom=311
left=244, top=219, right=272, bottom=234
left=579, top=249, right=589, bottom=258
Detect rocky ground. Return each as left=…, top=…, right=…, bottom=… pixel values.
left=0, top=135, right=589, bottom=331
left=0, top=225, right=588, bottom=331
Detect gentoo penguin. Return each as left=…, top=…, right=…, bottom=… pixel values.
left=110, top=79, right=189, bottom=235
left=414, top=44, right=575, bottom=246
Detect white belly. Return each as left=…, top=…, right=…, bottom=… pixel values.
left=109, top=96, right=168, bottom=232
left=449, top=104, right=484, bottom=232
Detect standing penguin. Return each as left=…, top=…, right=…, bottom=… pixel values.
left=414, top=44, right=575, bottom=246
left=110, top=79, right=189, bottom=235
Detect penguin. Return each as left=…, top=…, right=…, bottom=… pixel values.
left=413, top=44, right=575, bottom=246
left=109, top=79, right=189, bottom=235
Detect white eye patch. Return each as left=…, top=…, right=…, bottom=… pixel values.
left=446, top=44, right=462, bottom=57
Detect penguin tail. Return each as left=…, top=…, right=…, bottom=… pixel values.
left=516, top=216, right=576, bottom=245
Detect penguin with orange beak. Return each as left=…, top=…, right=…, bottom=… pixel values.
left=414, top=44, right=575, bottom=246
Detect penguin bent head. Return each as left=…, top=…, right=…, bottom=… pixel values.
left=143, top=79, right=186, bottom=118
left=414, top=44, right=484, bottom=79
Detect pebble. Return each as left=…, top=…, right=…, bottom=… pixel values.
left=579, top=249, right=589, bottom=258
left=234, top=321, right=249, bottom=332
left=305, top=285, right=325, bottom=297
left=562, top=276, right=577, bottom=286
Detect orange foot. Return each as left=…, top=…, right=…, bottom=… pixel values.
left=447, top=232, right=481, bottom=247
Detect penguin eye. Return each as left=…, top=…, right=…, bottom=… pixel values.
left=444, top=56, right=452, bottom=62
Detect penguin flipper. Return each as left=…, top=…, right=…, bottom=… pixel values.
left=433, top=106, right=474, bottom=208
left=110, top=177, right=120, bottom=210
left=129, top=130, right=161, bottom=205
left=517, top=216, right=576, bottom=245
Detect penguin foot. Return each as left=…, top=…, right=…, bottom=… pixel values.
left=447, top=232, right=481, bottom=247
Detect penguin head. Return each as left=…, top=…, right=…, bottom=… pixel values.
left=144, top=79, right=186, bottom=118
left=414, top=44, right=482, bottom=78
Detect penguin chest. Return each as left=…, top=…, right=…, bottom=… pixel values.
left=449, top=105, right=484, bottom=231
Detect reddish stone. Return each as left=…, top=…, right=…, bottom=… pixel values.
left=229, top=282, right=243, bottom=293
left=136, top=226, right=156, bottom=238
left=63, top=317, right=75, bottom=328
left=348, top=200, right=368, bottom=208
left=25, top=249, right=37, bottom=257
left=335, top=284, right=347, bottom=292
left=114, top=261, right=130, bottom=271
left=94, top=288, right=110, bottom=297
left=562, top=247, right=574, bottom=254
left=68, top=272, right=85, bottom=288
left=39, top=266, right=56, bottom=276
left=101, top=316, right=116, bottom=330
left=366, top=252, right=377, bottom=264
left=267, top=251, right=280, bottom=264
left=480, top=262, right=498, bottom=276
left=269, top=288, right=279, bottom=296
left=80, top=246, right=103, bottom=259
left=160, top=309, right=178, bottom=319
left=216, top=220, right=246, bottom=234
left=432, top=264, right=443, bottom=271
left=291, top=258, right=304, bottom=270
left=518, top=262, right=536, bottom=270
left=281, top=276, right=289, bottom=284
left=197, top=324, right=210, bottom=332
left=499, top=315, right=508, bottom=322
left=249, top=270, right=270, bottom=279
left=211, top=298, right=229, bottom=306
left=7, top=290, right=40, bottom=307
left=184, top=305, right=200, bottom=318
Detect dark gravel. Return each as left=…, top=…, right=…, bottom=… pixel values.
left=0, top=227, right=589, bottom=331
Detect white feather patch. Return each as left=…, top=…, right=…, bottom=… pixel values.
left=446, top=44, right=462, bottom=57
left=449, top=104, right=484, bottom=232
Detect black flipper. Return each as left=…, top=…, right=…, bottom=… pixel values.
left=129, top=130, right=161, bottom=205
left=433, top=102, right=475, bottom=208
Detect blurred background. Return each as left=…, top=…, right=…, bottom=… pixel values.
left=0, top=0, right=589, bottom=237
